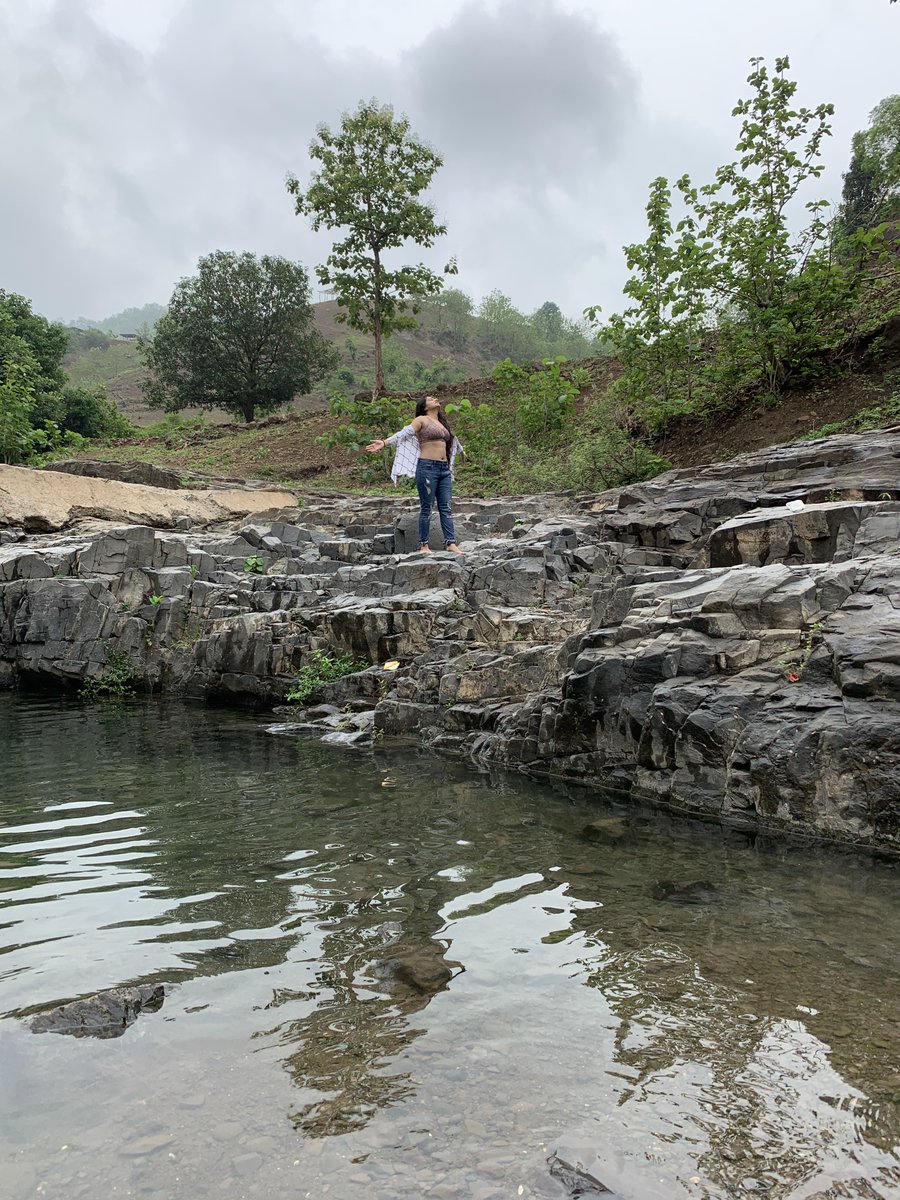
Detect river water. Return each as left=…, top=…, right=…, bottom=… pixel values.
left=0, top=695, right=898, bottom=1200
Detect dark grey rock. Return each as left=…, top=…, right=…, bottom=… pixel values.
left=30, top=985, right=165, bottom=1038
left=45, top=459, right=183, bottom=489
left=650, top=880, right=720, bottom=905
left=547, top=1150, right=613, bottom=1195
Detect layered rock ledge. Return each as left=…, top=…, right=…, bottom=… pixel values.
left=1, top=428, right=899, bottom=852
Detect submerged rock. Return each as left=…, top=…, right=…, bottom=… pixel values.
left=369, top=945, right=460, bottom=997
left=581, top=818, right=628, bottom=846
left=547, top=1149, right=613, bottom=1195
left=30, top=984, right=165, bottom=1038
left=650, top=880, right=720, bottom=905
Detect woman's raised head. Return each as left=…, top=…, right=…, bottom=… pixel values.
left=415, top=395, right=442, bottom=418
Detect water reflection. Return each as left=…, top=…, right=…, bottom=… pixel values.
left=0, top=695, right=898, bottom=1198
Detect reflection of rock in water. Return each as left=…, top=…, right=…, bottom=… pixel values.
left=29, top=985, right=165, bottom=1039
left=269, top=912, right=461, bottom=1137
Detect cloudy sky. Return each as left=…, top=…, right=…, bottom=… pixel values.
left=2, top=0, right=898, bottom=326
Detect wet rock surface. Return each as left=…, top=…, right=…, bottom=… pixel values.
left=29, top=985, right=165, bottom=1038
left=2, top=427, right=900, bottom=851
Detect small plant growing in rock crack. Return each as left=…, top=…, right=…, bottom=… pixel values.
left=286, top=649, right=367, bottom=704
left=189, top=564, right=200, bottom=579
left=80, top=648, right=139, bottom=702
left=244, top=554, right=265, bottom=574
left=148, top=594, right=164, bottom=605
left=780, top=621, right=823, bottom=681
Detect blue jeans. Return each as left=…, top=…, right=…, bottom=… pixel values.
left=415, top=459, right=456, bottom=547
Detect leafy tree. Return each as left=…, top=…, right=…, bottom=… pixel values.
left=532, top=301, right=565, bottom=344
left=840, top=95, right=900, bottom=234
left=690, top=56, right=847, bottom=395
left=596, top=56, right=865, bottom=424
left=142, top=251, right=336, bottom=423
left=288, top=100, right=453, bottom=395
left=0, top=313, right=42, bottom=464
left=0, top=290, right=67, bottom=396
left=477, top=291, right=533, bottom=361
left=422, top=287, right=474, bottom=350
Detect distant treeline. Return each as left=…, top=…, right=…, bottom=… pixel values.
left=417, top=289, right=604, bottom=364
left=69, top=303, right=166, bottom=336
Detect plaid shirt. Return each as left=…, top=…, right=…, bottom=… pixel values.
left=385, top=424, right=464, bottom=486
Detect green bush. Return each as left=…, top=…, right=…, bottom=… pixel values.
left=79, top=647, right=139, bottom=702
left=287, top=649, right=367, bottom=704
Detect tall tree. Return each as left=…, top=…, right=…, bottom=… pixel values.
left=142, top=251, right=336, bottom=423
left=840, top=95, right=900, bottom=234
left=0, top=290, right=67, bottom=397
left=288, top=100, right=453, bottom=395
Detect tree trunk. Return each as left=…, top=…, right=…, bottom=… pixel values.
left=372, top=250, right=384, bottom=398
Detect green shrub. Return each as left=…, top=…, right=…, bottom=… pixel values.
left=79, top=647, right=139, bottom=702
left=286, top=649, right=367, bottom=704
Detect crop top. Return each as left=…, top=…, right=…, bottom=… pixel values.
left=417, top=417, right=451, bottom=445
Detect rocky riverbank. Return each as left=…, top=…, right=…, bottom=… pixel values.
left=2, top=429, right=899, bottom=852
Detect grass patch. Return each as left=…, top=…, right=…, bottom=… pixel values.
left=800, top=393, right=900, bottom=441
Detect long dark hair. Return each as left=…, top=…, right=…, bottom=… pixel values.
left=415, top=395, right=452, bottom=461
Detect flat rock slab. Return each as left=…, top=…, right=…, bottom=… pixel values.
left=0, top=464, right=296, bottom=532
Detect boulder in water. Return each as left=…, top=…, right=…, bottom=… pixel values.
left=29, top=985, right=165, bottom=1039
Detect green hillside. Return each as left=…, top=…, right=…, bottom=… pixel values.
left=63, top=294, right=602, bottom=426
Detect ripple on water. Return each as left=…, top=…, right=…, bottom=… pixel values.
left=0, top=694, right=898, bottom=1200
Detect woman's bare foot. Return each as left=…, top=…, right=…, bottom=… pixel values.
left=446, top=543, right=464, bottom=555
left=418, top=544, right=433, bottom=555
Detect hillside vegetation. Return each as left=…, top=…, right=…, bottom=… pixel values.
left=62, top=293, right=601, bottom=426
left=7, top=60, right=900, bottom=491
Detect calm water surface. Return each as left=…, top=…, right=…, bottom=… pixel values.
left=1, top=695, right=899, bottom=1199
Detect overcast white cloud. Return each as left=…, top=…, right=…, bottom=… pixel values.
left=1, top=0, right=898, bottom=324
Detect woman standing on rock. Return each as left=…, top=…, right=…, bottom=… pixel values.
left=365, top=395, right=465, bottom=555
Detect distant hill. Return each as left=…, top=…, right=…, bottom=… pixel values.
left=70, top=303, right=166, bottom=336
left=63, top=294, right=603, bottom=425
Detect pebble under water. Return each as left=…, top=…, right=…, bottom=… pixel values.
left=0, top=694, right=898, bottom=1200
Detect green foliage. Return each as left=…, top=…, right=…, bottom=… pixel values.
left=142, top=251, right=337, bottom=423
left=286, top=648, right=368, bottom=704
left=443, top=397, right=504, bottom=483
left=318, top=391, right=412, bottom=481
left=243, top=555, right=265, bottom=574
left=141, top=412, right=209, bottom=438
left=595, top=56, right=875, bottom=432
left=448, top=361, right=665, bottom=495
left=418, top=288, right=601, bottom=366
left=800, top=392, right=900, bottom=440
left=148, top=594, right=164, bottom=605
left=0, top=290, right=67, bottom=397
left=0, top=296, right=105, bottom=464
left=322, top=339, right=469, bottom=396
left=79, top=648, right=139, bottom=702
left=492, top=357, right=587, bottom=444
left=55, top=384, right=135, bottom=439
left=840, top=95, right=900, bottom=234
left=288, top=99, right=454, bottom=393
